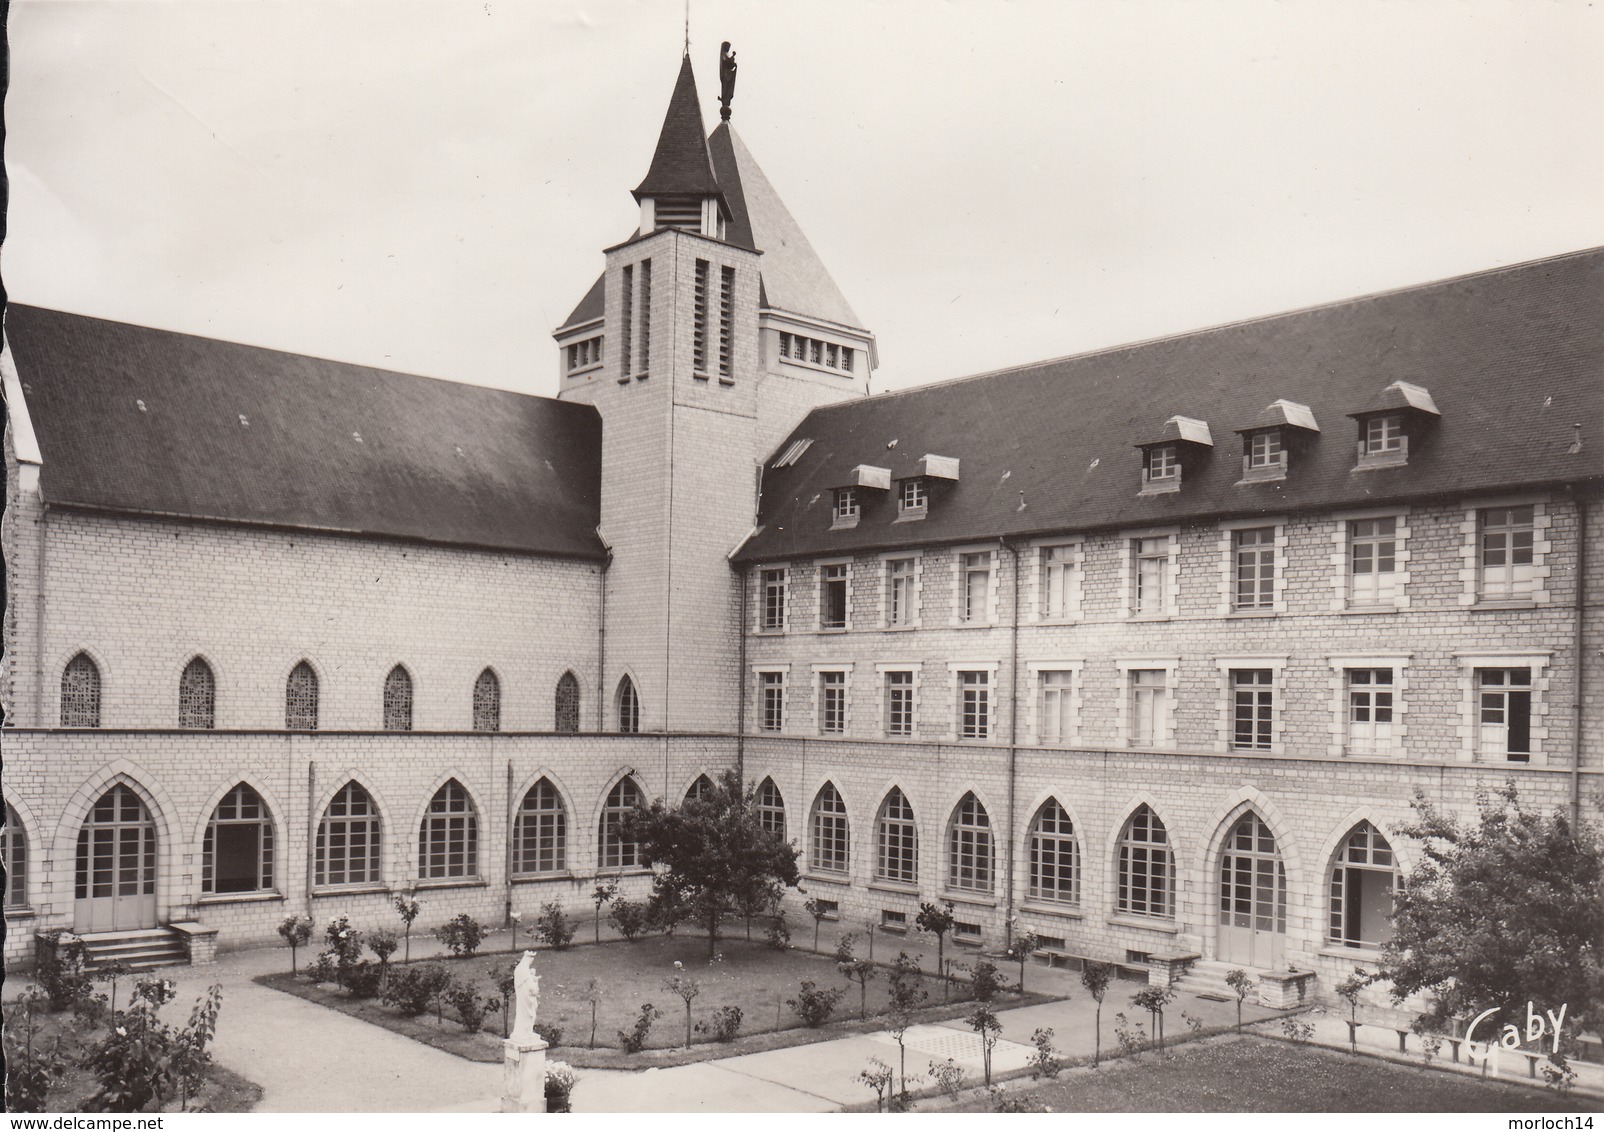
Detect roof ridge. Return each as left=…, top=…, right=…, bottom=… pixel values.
left=816, top=245, right=1604, bottom=413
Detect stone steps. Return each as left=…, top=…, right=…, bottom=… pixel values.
left=78, top=927, right=190, bottom=971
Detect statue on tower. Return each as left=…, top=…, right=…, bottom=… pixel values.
left=718, top=41, right=737, bottom=121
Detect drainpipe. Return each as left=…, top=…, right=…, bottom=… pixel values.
left=505, top=756, right=515, bottom=928
left=305, top=761, right=317, bottom=918
left=999, top=537, right=1021, bottom=950
left=33, top=501, right=48, bottom=724
left=596, top=543, right=612, bottom=731
left=1572, top=492, right=1589, bottom=830
left=736, top=567, right=748, bottom=788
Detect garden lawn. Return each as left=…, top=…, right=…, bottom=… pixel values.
left=260, top=934, right=1045, bottom=1065
left=950, top=1036, right=1598, bottom=1113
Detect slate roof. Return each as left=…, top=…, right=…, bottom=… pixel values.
left=632, top=55, right=726, bottom=206
left=735, top=248, right=1604, bottom=563
left=5, top=306, right=606, bottom=558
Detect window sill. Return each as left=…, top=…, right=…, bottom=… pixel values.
left=801, top=872, right=851, bottom=888
left=947, top=621, right=999, bottom=630
left=942, top=892, right=998, bottom=910
left=413, top=877, right=490, bottom=892
left=953, top=937, right=985, bottom=950
left=692, top=371, right=711, bottom=382
left=5, top=905, right=38, bottom=919
left=830, top=518, right=860, bottom=531
left=1126, top=614, right=1172, bottom=623
left=717, top=376, right=735, bottom=387
left=878, top=923, right=909, bottom=935
left=1317, top=945, right=1384, bottom=962
left=868, top=880, right=921, bottom=896
left=754, top=628, right=787, bottom=637
left=1470, top=599, right=1538, bottom=611
left=1106, top=914, right=1180, bottom=935
left=817, top=627, right=849, bottom=634
left=511, top=871, right=576, bottom=884
left=1139, top=481, right=1181, bottom=496
left=1020, top=901, right=1084, bottom=921
left=312, top=883, right=390, bottom=897
left=893, top=512, right=927, bottom=523
left=197, top=891, right=285, bottom=906
left=880, top=624, right=920, bottom=632
left=1226, top=609, right=1278, bottom=619
left=567, top=362, right=605, bottom=379
left=1341, top=606, right=1400, bottom=615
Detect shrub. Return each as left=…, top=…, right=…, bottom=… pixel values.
left=394, top=892, right=423, bottom=963
left=82, top=979, right=221, bottom=1114
left=324, top=915, right=364, bottom=972
left=383, top=963, right=451, bottom=1018
left=304, top=953, right=340, bottom=986
left=787, top=980, right=844, bottom=1028
left=37, top=930, right=94, bottom=1013
left=445, top=983, right=502, bottom=1034
left=929, top=1057, right=965, bottom=1100
left=617, top=1003, right=662, bottom=1053
left=533, top=1022, right=564, bottom=1047
left=765, top=909, right=791, bottom=950
left=1281, top=1016, right=1315, bottom=1044
left=368, top=928, right=400, bottom=970
left=695, top=1005, right=743, bottom=1043
left=1029, top=1026, right=1062, bottom=1079
left=2, top=990, right=63, bottom=1112
left=435, top=913, right=488, bottom=958
left=277, top=915, right=314, bottom=975
left=544, top=1060, right=577, bottom=1113
left=969, top=958, right=1006, bottom=1004
left=1113, top=1011, right=1148, bottom=1056
left=859, top=1057, right=895, bottom=1112
left=608, top=898, right=650, bottom=941
left=344, top=960, right=384, bottom=1000
left=535, top=902, right=575, bottom=950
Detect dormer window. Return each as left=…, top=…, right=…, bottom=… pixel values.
left=1234, top=400, right=1317, bottom=484
left=1136, top=416, right=1211, bottom=495
left=832, top=487, right=860, bottom=527
left=897, top=477, right=928, bottom=518
left=1147, top=445, right=1180, bottom=482
left=566, top=337, right=603, bottom=374
left=1248, top=430, right=1284, bottom=469
left=1350, top=382, right=1439, bottom=470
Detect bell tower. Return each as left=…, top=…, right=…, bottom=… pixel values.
left=555, top=49, right=876, bottom=734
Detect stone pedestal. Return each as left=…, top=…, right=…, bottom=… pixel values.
left=169, top=922, right=220, bottom=965
left=500, top=1036, right=550, bottom=1113
left=1256, top=968, right=1316, bottom=1009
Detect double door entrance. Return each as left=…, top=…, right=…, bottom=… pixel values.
left=74, top=785, right=158, bottom=933
left=1216, top=811, right=1286, bottom=969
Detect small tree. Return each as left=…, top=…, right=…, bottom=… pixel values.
left=2, top=989, right=63, bottom=1112
left=836, top=935, right=878, bottom=1019
left=394, top=891, right=423, bottom=963
left=97, top=960, right=134, bottom=1015
left=324, top=916, right=364, bottom=987
left=859, top=1056, right=894, bottom=1112
left=885, top=951, right=929, bottom=1103
left=579, top=977, right=604, bottom=1048
left=663, top=963, right=702, bottom=1048
left=966, top=1002, right=1002, bottom=1085
left=277, top=915, right=314, bottom=975
left=1080, top=961, right=1114, bottom=1067
left=970, top=958, right=1007, bottom=1004
left=803, top=896, right=830, bottom=953
left=915, top=901, right=957, bottom=1001
left=1225, top=969, right=1255, bottom=1031
left=496, top=970, right=517, bottom=1038
left=1132, top=987, right=1174, bottom=1053
left=1009, top=928, right=1042, bottom=995
left=1335, top=967, right=1372, bottom=1054
left=863, top=915, right=879, bottom=962
left=591, top=877, right=619, bottom=943
left=368, top=928, right=399, bottom=989
left=1029, top=1027, right=1062, bottom=1079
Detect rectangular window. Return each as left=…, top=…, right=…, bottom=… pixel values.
left=1231, top=669, right=1275, bottom=751
left=826, top=343, right=839, bottom=368
left=639, top=259, right=652, bottom=373
left=1129, top=670, right=1166, bottom=746
left=1346, top=668, right=1395, bottom=754
left=718, top=266, right=735, bottom=378
left=761, top=568, right=787, bottom=630
left=841, top=346, right=854, bottom=372
left=760, top=672, right=785, bottom=732
left=819, top=671, right=846, bottom=734
left=1477, top=667, right=1532, bottom=760
left=1349, top=517, right=1399, bottom=606
left=959, top=671, right=990, bottom=739
left=1042, top=544, right=1075, bottom=619
left=620, top=264, right=634, bottom=376
left=1249, top=430, right=1284, bottom=468
left=1134, top=537, right=1169, bottom=616
left=1147, top=445, right=1179, bottom=481
left=692, top=258, right=709, bottom=372
left=885, top=671, right=914, bottom=737
left=1480, top=505, right=1536, bottom=601
left=1233, top=527, right=1276, bottom=611
left=779, top=332, right=792, bottom=358
left=1038, top=670, right=1074, bottom=743
left=898, top=478, right=927, bottom=516
left=960, top=551, right=992, bottom=623
left=887, top=558, right=916, bottom=626
left=820, top=563, right=849, bottom=629
left=809, top=339, right=822, bottom=365
left=1365, top=414, right=1403, bottom=454
left=832, top=487, right=859, bottom=524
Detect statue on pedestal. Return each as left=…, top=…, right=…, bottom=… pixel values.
left=511, top=950, right=541, bottom=1043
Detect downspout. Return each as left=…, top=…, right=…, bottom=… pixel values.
left=305, top=761, right=317, bottom=917
left=596, top=543, right=612, bottom=731
left=505, top=756, right=515, bottom=928
left=737, top=567, right=748, bottom=789
left=1000, top=537, right=1021, bottom=950
left=33, top=501, right=48, bottom=724
left=1572, top=492, right=1588, bottom=829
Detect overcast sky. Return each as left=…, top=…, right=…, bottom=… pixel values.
left=7, top=0, right=1603, bottom=397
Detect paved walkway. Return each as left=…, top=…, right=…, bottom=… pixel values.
left=36, top=940, right=1593, bottom=1112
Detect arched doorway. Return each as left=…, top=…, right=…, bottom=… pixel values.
left=1217, top=811, right=1285, bottom=968
left=75, top=784, right=158, bottom=932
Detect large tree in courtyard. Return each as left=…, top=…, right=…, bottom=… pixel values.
left=1379, top=782, right=1603, bottom=1040
left=621, top=770, right=800, bottom=959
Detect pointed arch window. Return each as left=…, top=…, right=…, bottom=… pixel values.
left=514, top=779, right=568, bottom=875
left=286, top=662, right=319, bottom=730
left=754, top=778, right=786, bottom=840
left=554, top=672, right=581, bottom=733
left=1027, top=798, right=1080, bottom=906
left=684, top=774, right=715, bottom=805
left=316, top=782, right=381, bottom=887
left=4, top=804, right=28, bottom=908
left=61, top=652, right=102, bottom=727
left=810, top=783, right=849, bottom=874
left=473, top=669, right=501, bottom=732
left=947, top=792, right=993, bottom=894
left=383, top=666, right=413, bottom=731
left=419, top=780, right=478, bottom=880
left=203, top=784, right=275, bottom=894
left=616, top=676, right=640, bottom=733
left=179, top=657, right=216, bottom=729
left=599, top=777, right=643, bottom=869
left=876, top=788, right=918, bottom=885
left=1329, top=821, right=1396, bottom=949
left=1117, top=804, right=1174, bottom=919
